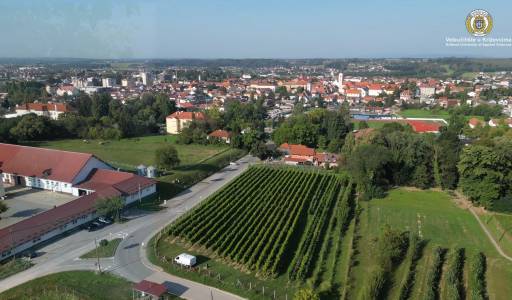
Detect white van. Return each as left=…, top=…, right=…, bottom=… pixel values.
left=174, top=253, right=197, bottom=267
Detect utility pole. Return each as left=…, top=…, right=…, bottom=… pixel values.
left=94, top=237, right=101, bottom=273
left=138, top=184, right=141, bottom=203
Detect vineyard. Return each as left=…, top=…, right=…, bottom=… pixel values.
left=153, top=168, right=508, bottom=299
left=168, top=165, right=354, bottom=281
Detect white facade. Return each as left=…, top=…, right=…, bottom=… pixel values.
left=1, top=212, right=96, bottom=259
left=102, top=78, right=117, bottom=88
left=72, top=157, right=113, bottom=186
left=140, top=72, right=153, bottom=86
left=124, top=184, right=157, bottom=205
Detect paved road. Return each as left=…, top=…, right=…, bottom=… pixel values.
left=0, top=155, right=257, bottom=300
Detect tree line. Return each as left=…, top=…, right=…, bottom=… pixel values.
left=341, top=113, right=512, bottom=210
left=0, top=92, right=176, bottom=143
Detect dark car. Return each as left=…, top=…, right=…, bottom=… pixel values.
left=87, top=223, right=99, bottom=232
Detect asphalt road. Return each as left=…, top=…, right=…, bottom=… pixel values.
left=0, top=155, right=257, bottom=300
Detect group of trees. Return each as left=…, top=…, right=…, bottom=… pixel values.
left=457, top=138, right=512, bottom=208
left=343, top=123, right=446, bottom=199
left=1, top=81, right=49, bottom=107
left=342, top=112, right=512, bottom=209
left=177, top=99, right=271, bottom=159
left=272, top=107, right=352, bottom=153
left=0, top=92, right=176, bottom=143
left=450, top=103, right=503, bottom=120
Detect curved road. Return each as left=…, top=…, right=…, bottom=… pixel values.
left=0, top=155, right=257, bottom=300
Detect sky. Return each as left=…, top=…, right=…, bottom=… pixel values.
left=0, top=0, right=511, bottom=59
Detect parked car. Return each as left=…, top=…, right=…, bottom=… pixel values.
left=98, top=217, right=112, bottom=225
left=174, top=253, right=197, bottom=267
left=23, top=251, right=38, bottom=259
left=92, top=221, right=104, bottom=228
left=87, top=223, right=99, bottom=232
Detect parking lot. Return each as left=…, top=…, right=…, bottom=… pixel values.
left=0, top=186, right=77, bottom=229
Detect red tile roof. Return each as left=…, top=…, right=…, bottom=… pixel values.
left=208, top=130, right=231, bottom=138
left=406, top=120, right=441, bottom=133
left=17, top=102, right=71, bottom=112
left=368, top=84, right=382, bottom=90
left=279, top=143, right=316, bottom=157
left=0, top=143, right=93, bottom=183
left=76, top=169, right=156, bottom=196
left=167, top=111, right=205, bottom=120
left=468, top=118, right=483, bottom=127
left=133, top=280, right=167, bottom=297
left=0, top=192, right=98, bottom=252
left=345, top=89, right=361, bottom=95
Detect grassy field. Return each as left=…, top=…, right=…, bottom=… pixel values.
left=0, top=271, right=132, bottom=300
left=80, top=239, right=122, bottom=259
left=346, top=188, right=512, bottom=300
left=150, top=166, right=355, bottom=300
left=33, top=135, right=228, bottom=171
left=0, top=259, right=33, bottom=281
left=32, top=135, right=247, bottom=200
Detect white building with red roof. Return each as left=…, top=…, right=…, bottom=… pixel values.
left=279, top=143, right=316, bottom=165
left=0, top=143, right=156, bottom=260
left=207, top=130, right=232, bottom=144
left=15, top=102, right=72, bottom=120
left=368, top=84, right=383, bottom=97
left=165, top=111, right=206, bottom=134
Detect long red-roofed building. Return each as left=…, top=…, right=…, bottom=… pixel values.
left=15, top=102, right=72, bottom=120
left=0, top=143, right=156, bottom=260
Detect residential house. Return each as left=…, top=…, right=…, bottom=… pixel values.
left=279, top=143, right=316, bottom=165
left=468, top=118, right=484, bottom=129
left=208, top=130, right=232, bottom=144
left=165, top=111, right=206, bottom=134
left=400, top=90, right=413, bottom=102
left=368, top=84, right=383, bottom=97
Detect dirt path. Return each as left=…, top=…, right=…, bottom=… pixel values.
left=451, top=191, right=512, bottom=262
left=469, top=207, right=512, bottom=262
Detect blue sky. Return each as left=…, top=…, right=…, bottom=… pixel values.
left=0, top=0, right=510, bottom=58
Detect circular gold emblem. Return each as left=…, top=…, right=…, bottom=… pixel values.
left=466, top=9, right=493, bottom=37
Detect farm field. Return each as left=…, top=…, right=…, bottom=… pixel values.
left=0, top=271, right=132, bottom=300
left=152, top=165, right=356, bottom=299
left=346, top=188, right=512, bottom=300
